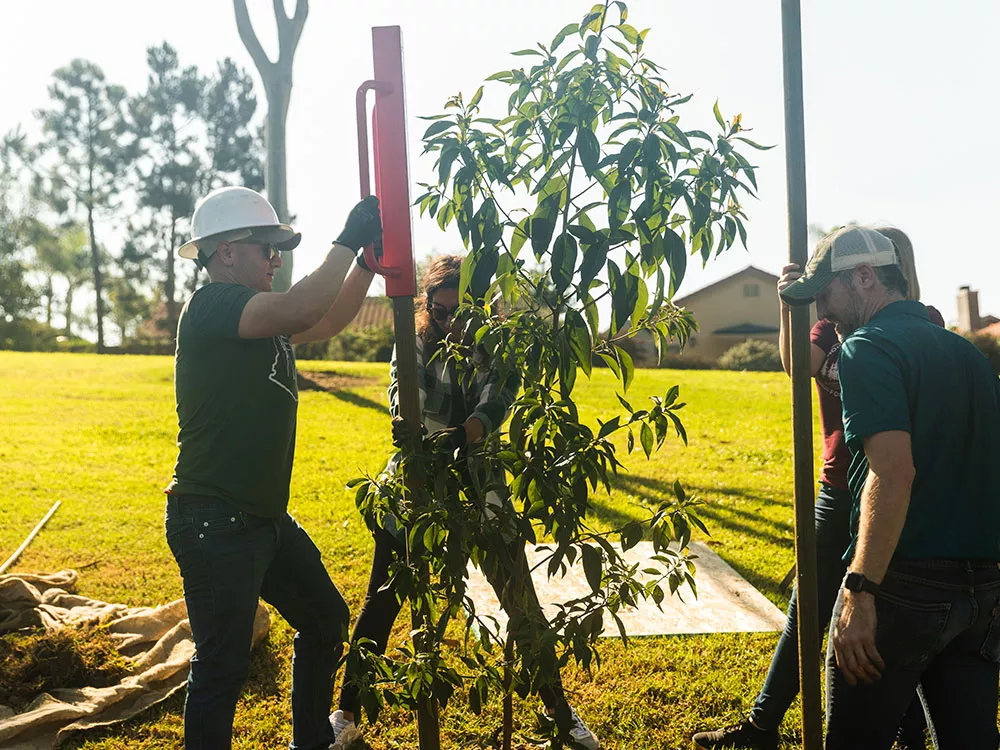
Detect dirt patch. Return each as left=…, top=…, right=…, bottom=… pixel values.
left=297, top=370, right=380, bottom=393
left=0, top=624, right=134, bottom=711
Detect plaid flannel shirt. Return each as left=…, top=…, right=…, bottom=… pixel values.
left=387, top=336, right=520, bottom=435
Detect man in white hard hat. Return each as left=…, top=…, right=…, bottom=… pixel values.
left=165, top=186, right=383, bottom=750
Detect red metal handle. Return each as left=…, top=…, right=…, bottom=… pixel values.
left=356, top=80, right=399, bottom=278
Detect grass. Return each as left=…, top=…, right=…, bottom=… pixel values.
left=0, top=351, right=822, bottom=749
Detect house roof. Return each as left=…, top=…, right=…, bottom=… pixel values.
left=976, top=320, right=1000, bottom=338
left=713, top=322, right=780, bottom=335
left=346, top=296, right=394, bottom=331
left=673, top=265, right=779, bottom=306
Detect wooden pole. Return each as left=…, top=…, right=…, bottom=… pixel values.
left=779, top=1, right=823, bottom=747
left=0, top=501, right=61, bottom=575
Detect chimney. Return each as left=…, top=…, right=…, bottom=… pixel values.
left=957, top=286, right=981, bottom=332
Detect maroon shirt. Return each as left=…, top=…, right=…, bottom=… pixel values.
left=811, top=304, right=944, bottom=491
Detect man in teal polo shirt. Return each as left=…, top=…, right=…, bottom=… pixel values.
left=781, top=225, right=1000, bottom=749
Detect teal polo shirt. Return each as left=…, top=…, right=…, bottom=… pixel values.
left=840, top=300, right=1000, bottom=560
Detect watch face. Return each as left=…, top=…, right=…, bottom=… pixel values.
left=845, top=573, right=863, bottom=591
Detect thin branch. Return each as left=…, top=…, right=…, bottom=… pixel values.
left=278, top=0, right=309, bottom=61
left=233, top=0, right=274, bottom=75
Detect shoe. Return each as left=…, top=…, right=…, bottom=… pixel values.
left=566, top=707, right=601, bottom=750
left=692, top=720, right=778, bottom=750
left=329, top=709, right=355, bottom=743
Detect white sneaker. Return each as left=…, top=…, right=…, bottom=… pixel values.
left=329, top=709, right=355, bottom=743
left=566, top=707, right=601, bottom=750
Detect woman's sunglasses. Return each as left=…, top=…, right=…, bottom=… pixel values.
left=428, top=303, right=459, bottom=322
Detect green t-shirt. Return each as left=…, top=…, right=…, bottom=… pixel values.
left=841, top=300, right=1000, bottom=560
left=166, top=283, right=299, bottom=517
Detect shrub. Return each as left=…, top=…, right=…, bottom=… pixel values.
left=718, top=339, right=783, bottom=371
left=964, top=332, right=1000, bottom=373
left=294, top=325, right=395, bottom=363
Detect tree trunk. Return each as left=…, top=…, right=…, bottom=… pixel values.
left=167, top=207, right=178, bottom=338
left=64, top=285, right=74, bottom=338
left=87, top=204, right=105, bottom=352
left=266, top=79, right=293, bottom=292
left=45, top=276, right=53, bottom=328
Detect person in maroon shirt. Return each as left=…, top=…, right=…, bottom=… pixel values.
left=694, top=228, right=943, bottom=750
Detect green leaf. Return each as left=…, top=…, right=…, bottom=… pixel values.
left=618, top=138, right=641, bottom=174
left=618, top=23, right=640, bottom=44
left=485, top=70, right=514, bottom=82
left=640, top=422, right=654, bottom=458
left=713, top=99, right=726, bottom=129
left=616, top=343, right=635, bottom=392
left=581, top=544, right=602, bottom=593
left=733, top=136, right=774, bottom=150
left=422, top=120, right=455, bottom=139
left=468, top=85, right=484, bottom=109
left=665, top=228, right=686, bottom=296
left=511, top=48, right=543, bottom=57
left=597, top=415, right=621, bottom=439
left=621, top=521, right=643, bottom=551
left=510, top=218, right=530, bottom=258
left=551, top=233, right=578, bottom=294
left=459, top=253, right=475, bottom=300
left=550, top=22, right=579, bottom=50
left=608, top=181, right=631, bottom=232
left=566, top=309, right=593, bottom=377
left=661, top=121, right=691, bottom=150
left=530, top=217, right=556, bottom=260
left=578, top=127, right=600, bottom=176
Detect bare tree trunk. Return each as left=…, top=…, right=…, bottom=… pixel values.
left=64, top=285, right=74, bottom=338
left=234, top=0, right=308, bottom=293
left=265, top=80, right=292, bottom=291
left=87, top=204, right=105, bottom=352
left=45, top=276, right=53, bottom=328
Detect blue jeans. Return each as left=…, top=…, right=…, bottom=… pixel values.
left=825, top=558, right=1000, bottom=750
left=165, top=495, right=350, bottom=750
left=749, top=483, right=853, bottom=730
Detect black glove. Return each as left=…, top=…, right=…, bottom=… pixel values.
left=356, top=235, right=384, bottom=272
left=425, top=426, right=468, bottom=454
left=335, top=195, right=382, bottom=251
left=391, top=416, right=425, bottom=448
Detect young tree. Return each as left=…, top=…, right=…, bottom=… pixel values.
left=36, top=60, right=128, bottom=352
left=234, top=0, right=308, bottom=292
left=352, top=3, right=770, bottom=747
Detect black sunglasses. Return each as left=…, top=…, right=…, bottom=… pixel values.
left=427, top=303, right=459, bottom=322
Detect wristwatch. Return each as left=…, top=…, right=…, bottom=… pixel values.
left=844, top=571, right=881, bottom=596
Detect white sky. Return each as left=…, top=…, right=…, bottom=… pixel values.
left=3, top=0, right=998, bottom=325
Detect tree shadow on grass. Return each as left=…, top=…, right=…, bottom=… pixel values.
left=244, top=630, right=285, bottom=699
left=298, top=371, right=391, bottom=416
left=604, top=474, right=793, bottom=598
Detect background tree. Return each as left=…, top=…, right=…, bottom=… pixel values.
left=36, top=60, right=128, bottom=352
left=234, top=0, right=308, bottom=292
left=352, top=3, right=770, bottom=746
left=129, top=42, right=204, bottom=335
left=0, top=131, right=38, bottom=325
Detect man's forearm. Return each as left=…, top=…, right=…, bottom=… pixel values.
left=291, top=261, right=375, bottom=344
left=851, top=469, right=913, bottom=584
left=778, top=303, right=792, bottom=375
left=283, top=243, right=356, bottom=328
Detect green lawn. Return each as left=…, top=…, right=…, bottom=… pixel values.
left=0, top=351, right=821, bottom=749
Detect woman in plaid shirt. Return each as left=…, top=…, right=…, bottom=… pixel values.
left=331, top=255, right=601, bottom=749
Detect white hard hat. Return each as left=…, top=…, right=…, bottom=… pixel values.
left=177, top=186, right=301, bottom=260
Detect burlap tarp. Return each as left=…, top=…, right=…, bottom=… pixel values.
left=0, top=570, right=270, bottom=749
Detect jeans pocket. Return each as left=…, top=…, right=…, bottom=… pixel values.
left=189, top=503, right=250, bottom=538
left=875, top=590, right=951, bottom=669
left=979, top=595, right=1000, bottom=662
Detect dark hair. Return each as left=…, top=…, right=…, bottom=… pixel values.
left=415, top=254, right=463, bottom=339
